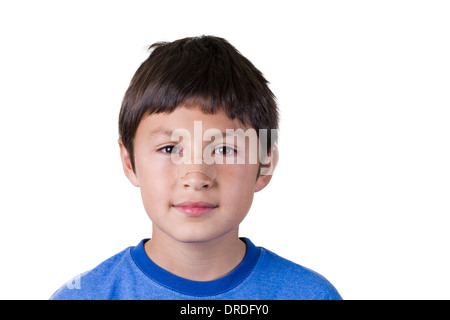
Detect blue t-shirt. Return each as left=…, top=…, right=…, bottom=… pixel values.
left=50, top=238, right=342, bottom=300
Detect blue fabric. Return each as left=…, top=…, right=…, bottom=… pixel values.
left=50, top=238, right=342, bottom=300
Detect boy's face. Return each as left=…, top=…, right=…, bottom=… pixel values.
left=119, top=106, right=277, bottom=243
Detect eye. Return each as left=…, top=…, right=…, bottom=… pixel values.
left=158, top=145, right=182, bottom=155
left=214, top=145, right=236, bottom=156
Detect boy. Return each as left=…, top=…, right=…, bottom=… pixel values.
left=50, top=36, right=342, bottom=300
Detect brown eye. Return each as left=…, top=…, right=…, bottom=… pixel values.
left=214, top=146, right=235, bottom=156
left=159, top=146, right=182, bottom=155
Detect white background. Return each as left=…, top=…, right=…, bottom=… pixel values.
left=1, top=0, right=449, bottom=300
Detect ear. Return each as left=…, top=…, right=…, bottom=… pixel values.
left=118, top=138, right=140, bottom=187
left=255, top=146, right=279, bottom=192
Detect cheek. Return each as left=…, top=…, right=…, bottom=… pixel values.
left=218, top=164, right=259, bottom=209
left=135, top=159, right=177, bottom=208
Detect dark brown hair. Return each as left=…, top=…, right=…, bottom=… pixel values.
left=119, top=35, right=279, bottom=171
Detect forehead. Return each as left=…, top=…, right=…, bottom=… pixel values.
left=135, top=106, right=249, bottom=138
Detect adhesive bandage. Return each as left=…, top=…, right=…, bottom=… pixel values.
left=176, top=162, right=218, bottom=180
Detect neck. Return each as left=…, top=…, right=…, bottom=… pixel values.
left=144, top=226, right=246, bottom=281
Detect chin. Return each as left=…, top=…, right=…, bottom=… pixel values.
left=170, top=224, right=236, bottom=244
left=175, top=230, right=220, bottom=244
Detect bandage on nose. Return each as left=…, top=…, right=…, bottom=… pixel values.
left=176, top=162, right=217, bottom=180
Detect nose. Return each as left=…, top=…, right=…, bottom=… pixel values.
left=180, top=171, right=213, bottom=190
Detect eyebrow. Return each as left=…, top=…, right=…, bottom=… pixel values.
left=149, top=128, right=245, bottom=137
left=149, top=128, right=253, bottom=142
left=149, top=129, right=175, bottom=137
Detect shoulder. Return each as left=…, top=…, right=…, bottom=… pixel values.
left=252, top=247, right=342, bottom=300
left=50, top=246, right=134, bottom=300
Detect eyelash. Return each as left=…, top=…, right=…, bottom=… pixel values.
left=214, top=145, right=237, bottom=156
left=158, top=145, right=181, bottom=154
left=157, top=145, right=237, bottom=156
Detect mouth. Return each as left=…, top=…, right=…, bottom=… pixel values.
left=173, top=201, right=218, bottom=217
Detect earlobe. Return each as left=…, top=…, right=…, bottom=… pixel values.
left=255, top=146, right=279, bottom=192
left=118, top=138, right=140, bottom=187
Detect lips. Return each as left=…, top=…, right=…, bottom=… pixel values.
left=173, top=201, right=218, bottom=217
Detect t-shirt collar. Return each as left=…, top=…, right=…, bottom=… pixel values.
left=130, top=237, right=260, bottom=297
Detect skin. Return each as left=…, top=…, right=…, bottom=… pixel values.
left=119, top=106, right=278, bottom=281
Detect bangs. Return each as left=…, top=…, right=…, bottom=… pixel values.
left=119, top=36, right=278, bottom=171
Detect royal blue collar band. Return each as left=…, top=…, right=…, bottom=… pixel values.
left=130, top=237, right=260, bottom=297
